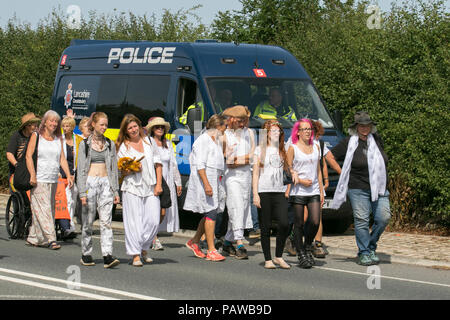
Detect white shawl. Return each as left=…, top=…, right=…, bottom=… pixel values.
left=331, top=134, right=386, bottom=209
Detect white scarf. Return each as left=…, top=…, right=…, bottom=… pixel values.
left=331, top=134, right=386, bottom=209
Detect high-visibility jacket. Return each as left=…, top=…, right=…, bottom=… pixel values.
left=253, top=101, right=297, bottom=121
left=179, top=101, right=204, bottom=125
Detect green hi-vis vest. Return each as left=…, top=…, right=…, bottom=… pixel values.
left=179, top=101, right=204, bottom=125
left=253, top=101, right=297, bottom=121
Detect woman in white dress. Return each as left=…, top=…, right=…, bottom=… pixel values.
left=146, top=117, right=182, bottom=250
left=116, top=114, right=163, bottom=267
left=183, top=115, right=227, bottom=262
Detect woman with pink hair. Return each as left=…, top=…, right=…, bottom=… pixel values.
left=287, top=119, right=324, bottom=268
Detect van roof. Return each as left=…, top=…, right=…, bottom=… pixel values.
left=61, top=39, right=310, bottom=79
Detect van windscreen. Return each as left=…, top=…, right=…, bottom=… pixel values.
left=206, top=78, right=334, bottom=129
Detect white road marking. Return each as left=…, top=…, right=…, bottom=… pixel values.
left=0, top=274, right=117, bottom=300
left=315, top=266, right=450, bottom=288
left=0, top=268, right=163, bottom=300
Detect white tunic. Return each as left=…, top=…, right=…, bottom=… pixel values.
left=183, top=132, right=225, bottom=214
left=118, top=137, right=161, bottom=197
left=150, top=138, right=182, bottom=233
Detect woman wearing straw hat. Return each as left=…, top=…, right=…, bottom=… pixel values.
left=328, top=111, right=390, bottom=266
left=6, top=112, right=41, bottom=181
left=146, top=117, right=182, bottom=250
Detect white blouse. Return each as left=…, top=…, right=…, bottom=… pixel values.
left=118, top=137, right=161, bottom=197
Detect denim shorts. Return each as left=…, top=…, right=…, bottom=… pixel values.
left=203, top=210, right=218, bottom=221
left=289, top=194, right=320, bottom=205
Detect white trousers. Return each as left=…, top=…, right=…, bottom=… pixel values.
left=82, top=176, right=114, bottom=257
left=225, top=169, right=252, bottom=242
left=65, top=183, right=77, bottom=232
left=122, top=191, right=160, bottom=256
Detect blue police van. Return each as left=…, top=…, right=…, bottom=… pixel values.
left=51, top=39, right=352, bottom=233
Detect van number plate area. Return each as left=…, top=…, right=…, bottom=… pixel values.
left=253, top=69, right=267, bottom=78
left=322, top=199, right=332, bottom=209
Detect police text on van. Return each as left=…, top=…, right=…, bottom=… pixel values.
left=107, top=47, right=176, bottom=64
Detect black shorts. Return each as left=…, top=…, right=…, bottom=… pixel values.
left=289, top=195, right=320, bottom=205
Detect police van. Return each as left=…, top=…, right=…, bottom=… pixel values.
left=51, top=39, right=352, bottom=233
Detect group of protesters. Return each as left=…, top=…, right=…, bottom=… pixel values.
left=7, top=106, right=391, bottom=269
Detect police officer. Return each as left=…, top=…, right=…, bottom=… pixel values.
left=179, top=86, right=236, bottom=125
left=253, top=88, right=297, bottom=121
left=179, top=90, right=206, bottom=125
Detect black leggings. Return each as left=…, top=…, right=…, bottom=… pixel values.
left=290, top=195, right=321, bottom=252
left=258, top=192, right=289, bottom=261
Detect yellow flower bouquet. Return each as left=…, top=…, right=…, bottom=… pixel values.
left=118, top=156, right=145, bottom=183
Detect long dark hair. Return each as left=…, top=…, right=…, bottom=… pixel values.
left=115, top=114, right=147, bottom=150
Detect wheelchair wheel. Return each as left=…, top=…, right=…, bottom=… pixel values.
left=5, top=193, right=22, bottom=239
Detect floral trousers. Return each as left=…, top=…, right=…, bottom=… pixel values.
left=27, top=182, right=57, bottom=246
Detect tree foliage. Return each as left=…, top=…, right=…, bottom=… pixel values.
left=0, top=6, right=209, bottom=185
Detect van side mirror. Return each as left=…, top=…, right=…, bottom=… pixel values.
left=333, top=110, right=343, bottom=133
left=186, top=106, right=203, bottom=134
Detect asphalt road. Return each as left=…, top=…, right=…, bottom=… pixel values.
left=1, top=220, right=449, bottom=301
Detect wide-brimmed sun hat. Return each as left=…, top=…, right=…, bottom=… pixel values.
left=145, top=117, right=170, bottom=133
left=19, top=112, right=41, bottom=130
left=349, top=111, right=377, bottom=129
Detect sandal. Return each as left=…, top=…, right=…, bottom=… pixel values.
left=273, top=258, right=291, bottom=269
left=25, top=241, right=38, bottom=247
left=48, top=241, right=61, bottom=250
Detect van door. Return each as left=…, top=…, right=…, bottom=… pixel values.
left=174, top=76, right=206, bottom=176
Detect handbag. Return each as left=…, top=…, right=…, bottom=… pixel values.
left=13, top=132, right=39, bottom=191
left=159, top=177, right=172, bottom=209
left=283, top=169, right=293, bottom=185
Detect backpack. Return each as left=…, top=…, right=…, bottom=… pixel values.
left=13, top=132, right=39, bottom=191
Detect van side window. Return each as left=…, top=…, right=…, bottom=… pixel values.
left=127, top=75, right=169, bottom=124
left=96, top=76, right=127, bottom=128
left=96, top=75, right=170, bottom=128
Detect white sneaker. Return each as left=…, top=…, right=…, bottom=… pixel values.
left=152, top=239, right=164, bottom=251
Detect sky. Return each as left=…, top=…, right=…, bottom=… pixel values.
left=1, top=0, right=449, bottom=28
